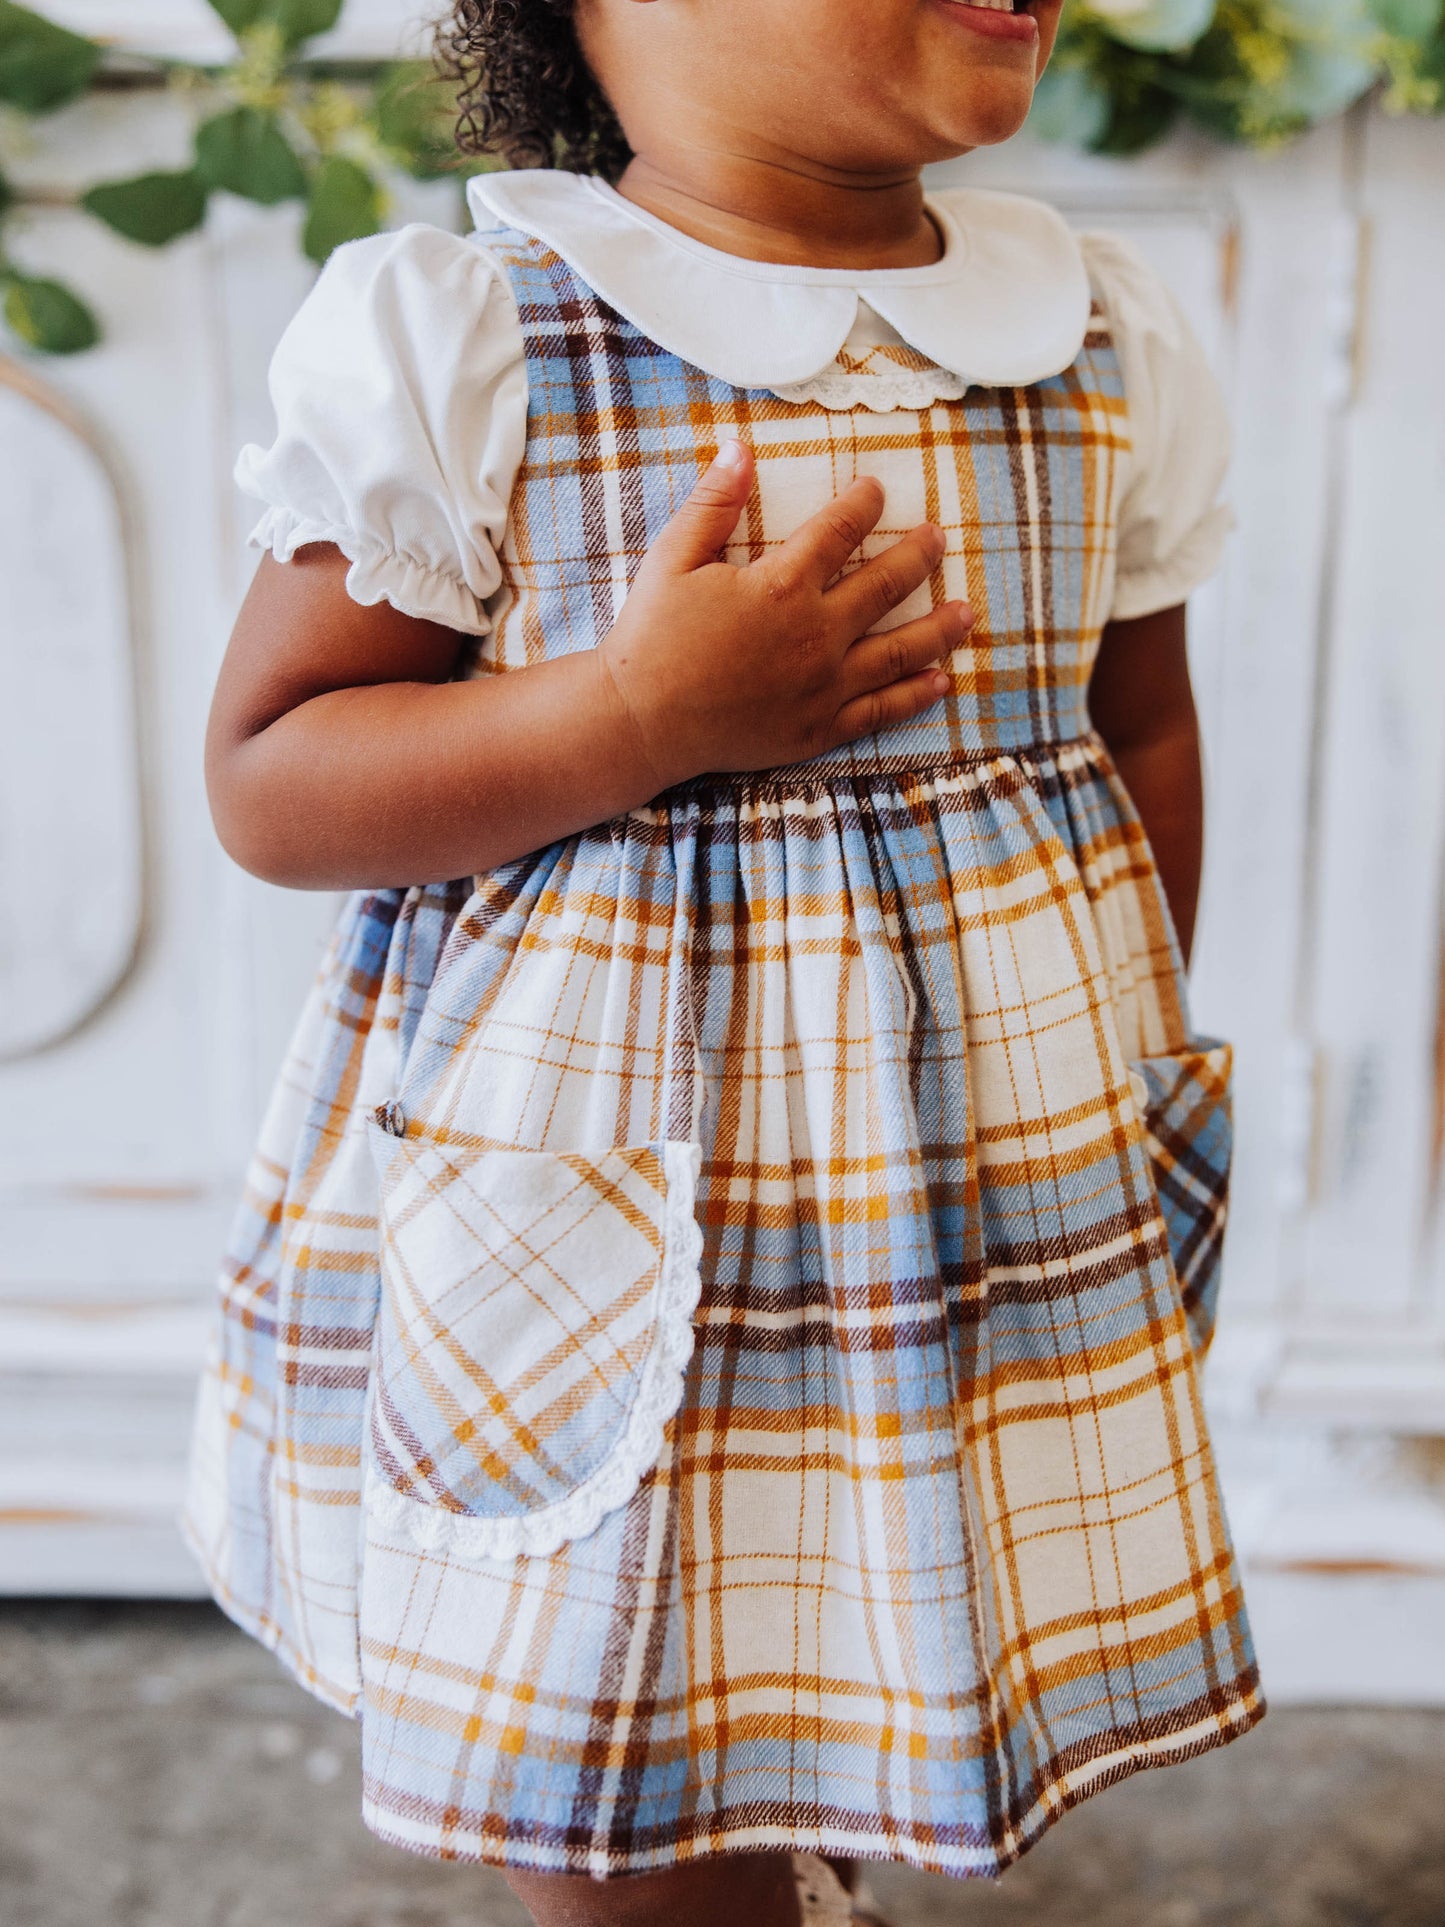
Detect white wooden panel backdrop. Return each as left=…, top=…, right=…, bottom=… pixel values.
left=3, top=12, right=1444, bottom=1699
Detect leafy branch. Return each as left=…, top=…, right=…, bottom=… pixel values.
left=0, top=0, right=469, bottom=352
left=1034, top=0, right=1443, bottom=153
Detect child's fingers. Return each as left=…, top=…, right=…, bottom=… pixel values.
left=838, top=602, right=972, bottom=706
left=827, top=664, right=954, bottom=750
left=824, top=521, right=948, bottom=636
left=757, top=475, right=888, bottom=599
left=645, top=438, right=756, bottom=574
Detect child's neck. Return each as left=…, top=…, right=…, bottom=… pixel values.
left=613, top=150, right=945, bottom=273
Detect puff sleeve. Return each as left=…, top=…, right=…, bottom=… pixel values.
left=1082, top=231, right=1235, bottom=622
left=233, top=223, right=528, bottom=636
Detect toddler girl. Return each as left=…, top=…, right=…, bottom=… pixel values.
left=184, top=0, right=1264, bottom=1920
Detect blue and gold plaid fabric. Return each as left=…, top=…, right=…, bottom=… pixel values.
left=184, top=226, right=1262, bottom=1880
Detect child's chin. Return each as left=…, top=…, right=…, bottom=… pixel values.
left=942, top=83, right=1038, bottom=152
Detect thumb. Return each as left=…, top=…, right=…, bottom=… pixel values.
left=646, top=438, right=754, bottom=574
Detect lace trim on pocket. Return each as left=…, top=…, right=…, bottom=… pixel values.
left=363, top=1137, right=704, bottom=1563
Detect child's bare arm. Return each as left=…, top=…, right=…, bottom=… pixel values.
left=1087, top=603, right=1204, bottom=965
left=207, top=445, right=971, bottom=890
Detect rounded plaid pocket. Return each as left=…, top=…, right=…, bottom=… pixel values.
left=1127, top=1038, right=1233, bottom=1356
left=363, top=1122, right=704, bottom=1561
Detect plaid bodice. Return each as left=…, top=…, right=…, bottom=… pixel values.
left=474, top=226, right=1129, bottom=770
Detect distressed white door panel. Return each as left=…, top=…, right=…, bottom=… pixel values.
left=0, top=1337, right=210, bottom=1597
left=0, top=1193, right=233, bottom=1298
left=0, top=201, right=232, bottom=1189
left=1197, top=131, right=1354, bottom=1317
left=1245, top=1572, right=1445, bottom=1704
left=1266, top=1343, right=1445, bottom=1434
left=1301, top=113, right=1445, bottom=1323
left=0, top=1523, right=209, bottom=1596
left=0, top=368, right=141, bottom=1057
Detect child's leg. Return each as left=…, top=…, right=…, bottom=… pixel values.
left=502, top=1849, right=801, bottom=1926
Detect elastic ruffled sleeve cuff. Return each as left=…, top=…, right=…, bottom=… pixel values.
left=1110, top=502, right=1236, bottom=622
left=232, top=225, right=529, bottom=643
left=247, top=506, right=493, bottom=637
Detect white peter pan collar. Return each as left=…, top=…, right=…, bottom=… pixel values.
left=466, top=168, right=1090, bottom=394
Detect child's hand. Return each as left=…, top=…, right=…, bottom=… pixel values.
left=598, top=439, right=972, bottom=787
left=206, top=442, right=973, bottom=891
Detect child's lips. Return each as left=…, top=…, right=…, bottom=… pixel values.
left=929, top=0, right=1046, bottom=40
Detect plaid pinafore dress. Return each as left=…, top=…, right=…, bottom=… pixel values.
left=184, top=224, right=1263, bottom=1879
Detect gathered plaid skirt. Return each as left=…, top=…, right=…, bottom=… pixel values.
left=184, top=224, right=1262, bottom=1879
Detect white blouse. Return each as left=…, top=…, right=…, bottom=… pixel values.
left=236, top=168, right=1233, bottom=637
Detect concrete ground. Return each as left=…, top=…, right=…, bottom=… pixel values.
left=1, top=1603, right=1442, bottom=1927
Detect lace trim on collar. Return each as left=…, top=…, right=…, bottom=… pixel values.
left=771, top=342, right=970, bottom=413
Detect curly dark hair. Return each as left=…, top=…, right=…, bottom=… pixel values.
left=435, top=0, right=632, bottom=181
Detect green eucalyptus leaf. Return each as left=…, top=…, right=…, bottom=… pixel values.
left=1029, top=63, right=1115, bottom=143
left=1276, top=39, right=1378, bottom=118
left=372, top=61, right=458, bottom=179
left=205, top=0, right=340, bottom=49
left=1095, top=78, right=1181, bottom=149
left=0, top=0, right=99, bottom=112
left=1057, top=26, right=1185, bottom=151
left=1367, top=0, right=1442, bottom=36
left=0, top=168, right=12, bottom=222
left=273, top=0, right=344, bottom=48
left=1267, top=0, right=1380, bottom=117
left=2, top=271, right=99, bottom=353
left=302, top=154, right=383, bottom=262
left=1415, top=26, right=1445, bottom=90
left=1087, top=0, right=1218, bottom=53
left=1185, top=0, right=1376, bottom=138
left=82, top=169, right=209, bottom=246
left=204, top=0, right=266, bottom=37
left=196, top=105, right=307, bottom=204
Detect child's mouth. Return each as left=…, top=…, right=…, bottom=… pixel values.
left=933, top=0, right=1042, bottom=38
